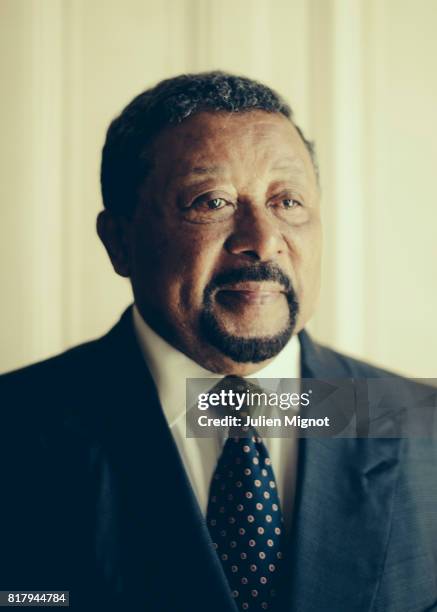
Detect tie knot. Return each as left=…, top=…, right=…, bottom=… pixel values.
left=214, top=376, right=267, bottom=409
left=208, top=376, right=272, bottom=441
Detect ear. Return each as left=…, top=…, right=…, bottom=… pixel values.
left=96, top=210, right=132, bottom=277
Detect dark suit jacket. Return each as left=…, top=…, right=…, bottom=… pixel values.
left=1, top=307, right=436, bottom=611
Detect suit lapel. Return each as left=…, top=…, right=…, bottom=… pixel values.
left=281, top=331, right=402, bottom=612
left=93, top=308, right=237, bottom=611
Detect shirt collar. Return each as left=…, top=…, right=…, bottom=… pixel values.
left=132, top=304, right=301, bottom=429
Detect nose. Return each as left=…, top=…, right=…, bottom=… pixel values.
left=225, top=207, right=285, bottom=262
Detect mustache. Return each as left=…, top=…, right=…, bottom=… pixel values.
left=204, top=263, right=293, bottom=295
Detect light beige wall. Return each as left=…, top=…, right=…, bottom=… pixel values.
left=1, top=0, right=436, bottom=377
left=362, top=0, right=437, bottom=377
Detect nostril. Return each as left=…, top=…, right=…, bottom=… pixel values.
left=240, top=250, right=261, bottom=261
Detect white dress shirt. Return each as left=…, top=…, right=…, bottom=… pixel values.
left=132, top=304, right=301, bottom=534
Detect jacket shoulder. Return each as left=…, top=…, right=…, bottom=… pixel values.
left=318, top=344, right=399, bottom=378
left=0, top=333, right=117, bottom=438
left=0, top=307, right=141, bottom=433
left=299, top=329, right=402, bottom=379
left=0, top=336, right=106, bottom=389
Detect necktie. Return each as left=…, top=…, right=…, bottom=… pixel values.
left=206, top=384, right=285, bottom=612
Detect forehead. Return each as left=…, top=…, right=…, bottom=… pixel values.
left=148, top=110, right=315, bottom=182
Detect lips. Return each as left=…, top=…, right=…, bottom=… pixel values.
left=216, top=283, right=285, bottom=307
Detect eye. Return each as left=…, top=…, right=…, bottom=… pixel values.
left=182, top=194, right=235, bottom=223
left=270, top=194, right=309, bottom=225
left=281, top=198, right=301, bottom=209
left=203, top=197, right=227, bottom=210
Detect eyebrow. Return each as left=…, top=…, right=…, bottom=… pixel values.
left=270, top=158, right=306, bottom=173
left=182, top=165, right=227, bottom=177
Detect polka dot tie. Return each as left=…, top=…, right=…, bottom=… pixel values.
left=207, top=431, right=285, bottom=611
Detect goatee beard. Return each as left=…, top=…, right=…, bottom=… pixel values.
left=199, top=263, right=299, bottom=363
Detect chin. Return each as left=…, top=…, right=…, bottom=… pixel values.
left=200, top=312, right=294, bottom=364
left=199, top=286, right=299, bottom=364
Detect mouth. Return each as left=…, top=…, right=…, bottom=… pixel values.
left=216, top=282, right=286, bottom=307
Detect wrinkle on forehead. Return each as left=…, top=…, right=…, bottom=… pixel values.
left=175, top=157, right=308, bottom=185
left=148, top=110, right=316, bottom=191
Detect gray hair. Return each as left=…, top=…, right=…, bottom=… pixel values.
left=101, top=70, right=318, bottom=215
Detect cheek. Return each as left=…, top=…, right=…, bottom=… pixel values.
left=176, top=231, right=227, bottom=308
left=132, top=221, right=225, bottom=307
left=286, top=221, right=322, bottom=297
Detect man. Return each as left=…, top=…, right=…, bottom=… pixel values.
left=1, top=72, right=436, bottom=612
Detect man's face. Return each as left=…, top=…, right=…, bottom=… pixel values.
left=128, top=110, right=321, bottom=374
